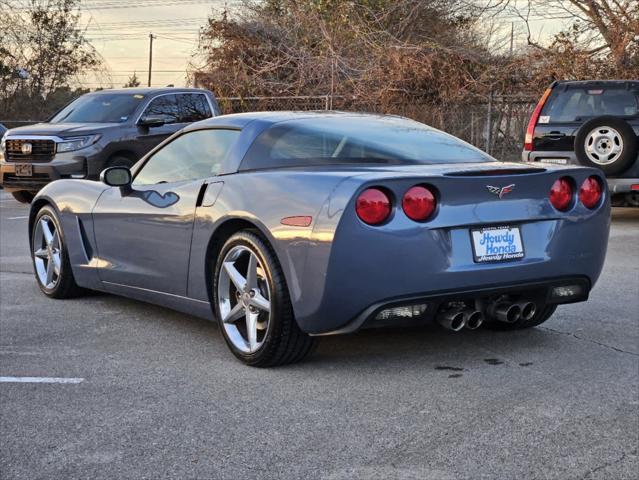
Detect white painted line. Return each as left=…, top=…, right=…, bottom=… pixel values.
left=0, top=376, right=84, bottom=384
left=7, top=216, right=28, bottom=220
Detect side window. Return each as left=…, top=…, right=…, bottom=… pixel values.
left=143, top=94, right=179, bottom=123
left=177, top=94, right=212, bottom=122
left=133, top=129, right=240, bottom=186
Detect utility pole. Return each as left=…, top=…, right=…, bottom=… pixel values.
left=147, top=33, right=156, bottom=87
left=509, top=22, right=514, bottom=56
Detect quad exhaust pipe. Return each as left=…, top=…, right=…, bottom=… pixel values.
left=436, top=308, right=484, bottom=331
left=488, top=300, right=537, bottom=324
left=437, top=299, right=536, bottom=331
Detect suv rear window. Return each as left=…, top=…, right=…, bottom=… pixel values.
left=241, top=116, right=493, bottom=170
left=541, top=86, right=639, bottom=122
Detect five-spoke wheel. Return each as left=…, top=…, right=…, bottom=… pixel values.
left=31, top=205, right=82, bottom=298
left=218, top=245, right=272, bottom=353
left=213, top=231, right=317, bottom=367
left=33, top=215, right=62, bottom=290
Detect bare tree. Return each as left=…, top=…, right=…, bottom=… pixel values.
left=514, top=0, right=638, bottom=72
left=0, top=0, right=101, bottom=119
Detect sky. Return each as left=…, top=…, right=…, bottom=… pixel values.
left=77, top=0, right=236, bottom=89
left=70, top=0, right=564, bottom=90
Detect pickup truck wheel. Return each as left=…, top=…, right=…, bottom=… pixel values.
left=574, top=116, right=637, bottom=175
left=11, top=191, right=35, bottom=204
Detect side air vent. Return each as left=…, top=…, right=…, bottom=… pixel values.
left=77, top=217, right=94, bottom=262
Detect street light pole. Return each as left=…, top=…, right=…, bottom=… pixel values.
left=147, top=33, right=156, bottom=87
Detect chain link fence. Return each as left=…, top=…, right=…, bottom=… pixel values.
left=2, top=94, right=536, bottom=162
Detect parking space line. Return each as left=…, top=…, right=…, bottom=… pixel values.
left=0, top=376, right=84, bottom=384
left=7, top=216, right=28, bottom=220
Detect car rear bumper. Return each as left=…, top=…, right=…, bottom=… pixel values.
left=312, top=276, right=591, bottom=335
left=521, top=149, right=577, bottom=165
left=294, top=200, right=610, bottom=335
left=607, top=178, right=639, bottom=194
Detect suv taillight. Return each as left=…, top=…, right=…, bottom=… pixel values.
left=356, top=188, right=392, bottom=225
left=524, top=87, right=553, bottom=151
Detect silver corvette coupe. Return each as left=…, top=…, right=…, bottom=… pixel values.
left=28, top=112, right=610, bottom=366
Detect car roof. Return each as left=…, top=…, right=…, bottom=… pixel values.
left=188, top=111, right=411, bottom=130
left=555, top=80, right=639, bottom=89
left=90, top=87, right=211, bottom=96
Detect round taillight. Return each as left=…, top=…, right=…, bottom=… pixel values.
left=356, top=188, right=392, bottom=225
left=579, top=176, right=602, bottom=209
left=549, top=177, right=573, bottom=211
left=402, top=185, right=436, bottom=221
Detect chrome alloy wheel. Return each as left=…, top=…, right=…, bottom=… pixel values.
left=33, top=215, right=62, bottom=290
left=585, top=126, right=624, bottom=165
left=217, top=245, right=272, bottom=353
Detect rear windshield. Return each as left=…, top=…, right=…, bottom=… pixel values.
left=241, top=116, right=493, bottom=170
left=541, top=86, right=639, bottom=123
left=50, top=93, right=146, bottom=123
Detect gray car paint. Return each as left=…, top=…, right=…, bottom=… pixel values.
left=29, top=112, right=611, bottom=335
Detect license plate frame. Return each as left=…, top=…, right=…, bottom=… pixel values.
left=470, top=225, right=525, bottom=263
left=15, top=164, right=33, bottom=177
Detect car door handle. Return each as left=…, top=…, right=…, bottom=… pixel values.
left=197, top=181, right=224, bottom=207
left=543, top=133, right=566, bottom=139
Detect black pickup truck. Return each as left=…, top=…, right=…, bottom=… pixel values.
left=0, top=87, right=220, bottom=203
left=522, top=80, right=638, bottom=207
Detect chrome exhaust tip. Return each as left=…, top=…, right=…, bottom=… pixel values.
left=515, top=301, right=537, bottom=321
left=464, top=310, right=484, bottom=330
left=436, top=309, right=466, bottom=332
left=493, top=303, right=521, bottom=323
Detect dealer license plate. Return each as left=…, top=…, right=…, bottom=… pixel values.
left=471, top=226, right=525, bottom=263
left=15, top=164, right=33, bottom=177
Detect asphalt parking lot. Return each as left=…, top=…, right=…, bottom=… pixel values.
left=0, top=189, right=637, bottom=480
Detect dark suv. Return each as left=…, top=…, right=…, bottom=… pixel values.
left=522, top=80, right=638, bottom=206
left=0, top=87, right=220, bottom=203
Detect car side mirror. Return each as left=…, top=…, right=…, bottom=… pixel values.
left=100, top=166, right=132, bottom=193
left=138, top=114, right=170, bottom=128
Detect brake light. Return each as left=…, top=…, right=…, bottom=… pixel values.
left=524, top=88, right=552, bottom=151
left=549, top=177, right=573, bottom=211
left=356, top=188, right=391, bottom=225
left=579, top=176, right=602, bottom=209
left=402, top=185, right=437, bottom=221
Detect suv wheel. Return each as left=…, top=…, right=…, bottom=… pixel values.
left=574, top=116, right=638, bottom=175
left=11, top=191, right=35, bottom=204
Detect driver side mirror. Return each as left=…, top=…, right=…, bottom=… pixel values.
left=100, top=166, right=132, bottom=193
left=137, top=114, right=172, bottom=128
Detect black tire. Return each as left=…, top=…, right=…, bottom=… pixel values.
left=574, top=116, right=638, bottom=175
left=484, top=304, right=557, bottom=331
left=213, top=231, right=318, bottom=367
left=12, top=191, right=35, bottom=204
left=31, top=205, right=83, bottom=299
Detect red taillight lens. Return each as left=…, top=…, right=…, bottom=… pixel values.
left=524, top=87, right=552, bottom=151
left=579, top=176, right=602, bottom=209
left=550, top=177, right=573, bottom=211
left=356, top=188, right=391, bottom=225
left=402, top=185, right=436, bottom=221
